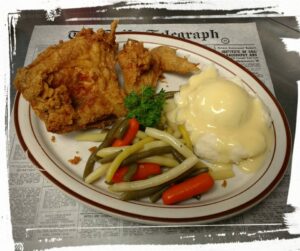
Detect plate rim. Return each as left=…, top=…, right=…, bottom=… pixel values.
left=13, top=31, right=292, bottom=224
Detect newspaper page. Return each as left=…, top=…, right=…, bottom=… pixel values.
left=8, top=23, right=290, bottom=250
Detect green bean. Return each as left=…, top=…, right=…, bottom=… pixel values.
left=155, top=91, right=178, bottom=99
left=149, top=185, right=169, bottom=203
left=85, top=163, right=111, bottom=184
left=101, top=118, right=127, bottom=148
left=171, top=149, right=185, bottom=163
left=99, top=150, right=122, bottom=164
left=83, top=153, right=101, bottom=179
left=114, top=118, right=129, bottom=139
left=164, top=91, right=178, bottom=99
left=136, top=130, right=147, bottom=139
left=138, top=156, right=178, bottom=167
left=191, top=167, right=209, bottom=176
left=123, top=163, right=138, bottom=182
left=75, top=131, right=107, bottom=142
left=145, top=127, right=193, bottom=158
left=119, top=185, right=165, bottom=201
left=83, top=118, right=125, bottom=179
left=145, top=127, right=207, bottom=169
left=120, top=146, right=174, bottom=166
left=97, top=146, right=129, bottom=158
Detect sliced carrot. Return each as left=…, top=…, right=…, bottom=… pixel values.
left=112, top=139, right=126, bottom=147
left=112, top=118, right=139, bottom=147
left=111, top=166, right=129, bottom=183
left=162, top=172, right=214, bottom=205
left=112, top=163, right=161, bottom=183
left=132, top=163, right=161, bottom=181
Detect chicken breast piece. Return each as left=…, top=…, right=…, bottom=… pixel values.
left=118, top=40, right=199, bottom=94
left=14, top=20, right=126, bottom=134
left=117, top=39, right=163, bottom=94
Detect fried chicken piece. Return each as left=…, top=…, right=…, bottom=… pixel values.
left=118, top=40, right=199, bottom=94
left=14, top=20, right=126, bottom=134
left=151, top=46, right=199, bottom=74
left=117, top=39, right=163, bottom=94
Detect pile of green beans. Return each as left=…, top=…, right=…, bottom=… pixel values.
left=83, top=118, right=129, bottom=179
left=83, top=91, right=178, bottom=179
left=83, top=109, right=208, bottom=203
left=99, top=145, right=184, bottom=167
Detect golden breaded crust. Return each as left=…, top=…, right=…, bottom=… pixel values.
left=118, top=40, right=199, bottom=95
left=14, top=20, right=126, bottom=134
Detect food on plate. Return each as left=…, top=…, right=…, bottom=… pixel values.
left=80, top=62, right=275, bottom=203
left=112, top=118, right=139, bottom=146
left=162, top=172, right=214, bottom=205
left=221, top=180, right=227, bottom=188
left=82, top=86, right=177, bottom=179
left=82, top=116, right=213, bottom=204
left=14, top=20, right=198, bottom=134
left=105, top=136, right=154, bottom=183
left=14, top=20, right=127, bottom=134
left=118, top=39, right=162, bottom=94
left=68, top=155, right=81, bottom=165
left=108, top=155, right=199, bottom=192
left=88, top=146, right=98, bottom=153
left=119, top=166, right=209, bottom=202
left=112, top=163, right=161, bottom=183
left=150, top=45, right=199, bottom=74
left=79, top=62, right=275, bottom=204
left=165, top=65, right=274, bottom=178
left=75, top=131, right=107, bottom=142
left=118, top=40, right=199, bottom=94
left=83, top=117, right=127, bottom=178
left=124, top=86, right=166, bottom=128
left=15, top=19, right=274, bottom=206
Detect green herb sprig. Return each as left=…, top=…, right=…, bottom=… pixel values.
left=125, top=86, right=166, bottom=128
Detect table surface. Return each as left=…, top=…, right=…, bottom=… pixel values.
left=7, top=5, right=300, bottom=247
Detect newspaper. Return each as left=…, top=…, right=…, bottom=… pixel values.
left=8, top=23, right=291, bottom=250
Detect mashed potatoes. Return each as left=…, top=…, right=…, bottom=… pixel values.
left=166, top=65, right=274, bottom=178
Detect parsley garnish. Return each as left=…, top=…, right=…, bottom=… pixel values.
left=125, top=86, right=166, bottom=128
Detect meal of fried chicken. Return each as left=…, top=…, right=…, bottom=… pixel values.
left=14, top=20, right=199, bottom=134
left=118, top=40, right=198, bottom=94
left=14, top=20, right=126, bottom=133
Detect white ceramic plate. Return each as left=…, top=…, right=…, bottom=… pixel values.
left=14, top=32, right=291, bottom=224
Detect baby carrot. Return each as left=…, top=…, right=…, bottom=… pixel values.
left=162, top=172, right=214, bottom=205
